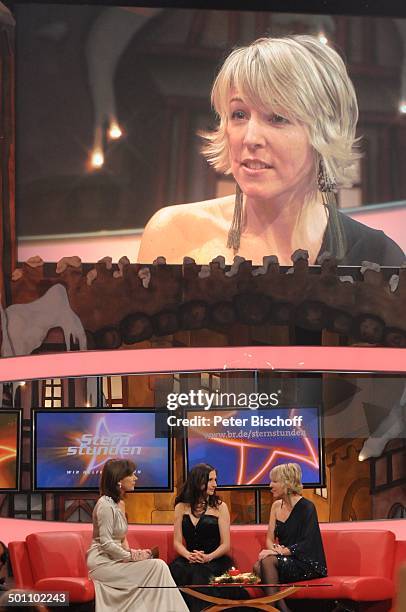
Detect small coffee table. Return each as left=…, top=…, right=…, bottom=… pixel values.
left=180, top=583, right=299, bottom=611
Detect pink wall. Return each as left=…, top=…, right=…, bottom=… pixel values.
left=18, top=231, right=142, bottom=264
left=350, top=205, right=406, bottom=253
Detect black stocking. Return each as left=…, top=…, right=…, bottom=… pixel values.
left=254, top=556, right=291, bottom=612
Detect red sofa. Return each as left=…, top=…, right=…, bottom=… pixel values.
left=9, top=525, right=398, bottom=610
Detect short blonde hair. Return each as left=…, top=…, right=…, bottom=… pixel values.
left=270, top=463, right=303, bottom=495
left=202, top=35, right=359, bottom=189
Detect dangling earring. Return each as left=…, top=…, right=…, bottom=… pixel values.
left=318, top=158, right=337, bottom=208
left=227, top=183, right=244, bottom=253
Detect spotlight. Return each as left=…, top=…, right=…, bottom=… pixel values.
left=109, top=123, right=122, bottom=139
left=318, top=32, right=328, bottom=45
left=90, top=149, right=104, bottom=169
left=399, top=102, right=406, bottom=114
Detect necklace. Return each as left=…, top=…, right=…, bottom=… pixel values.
left=192, top=499, right=208, bottom=517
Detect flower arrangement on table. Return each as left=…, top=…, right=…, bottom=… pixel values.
left=210, top=568, right=261, bottom=584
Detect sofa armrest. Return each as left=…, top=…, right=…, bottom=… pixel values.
left=8, top=541, right=34, bottom=589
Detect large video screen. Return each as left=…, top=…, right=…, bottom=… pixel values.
left=0, top=411, right=20, bottom=491
left=184, top=406, right=323, bottom=488
left=2, top=1, right=404, bottom=366
left=15, top=2, right=406, bottom=259
left=33, top=409, right=172, bottom=491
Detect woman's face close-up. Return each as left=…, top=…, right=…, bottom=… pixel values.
left=205, top=470, right=217, bottom=496
left=119, top=471, right=137, bottom=493
left=226, top=90, right=315, bottom=206
left=269, top=474, right=285, bottom=499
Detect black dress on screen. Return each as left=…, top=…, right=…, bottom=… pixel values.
left=295, top=211, right=405, bottom=359
left=320, top=211, right=404, bottom=266
left=274, top=498, right=327, bottom=583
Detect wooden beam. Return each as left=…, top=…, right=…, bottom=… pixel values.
left=186, top=10, right=206, bottom=47
left=0, top=17, right=16, bottom=305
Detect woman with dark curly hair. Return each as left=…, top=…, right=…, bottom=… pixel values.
left=170, top=463, right=241, bottom=611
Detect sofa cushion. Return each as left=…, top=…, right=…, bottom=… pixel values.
left=288, top=575, right=394, bottom=601
left=35, top=577, right=95, bottom=603
left=230, top=528, right=267, bottom=572
left=339, top=576, right=394, bottom=601
left=322, top=530, right=396, bottom=578
left=27, top=532, right=88, bottom=583
left=126, top=529, right=171, bottom=561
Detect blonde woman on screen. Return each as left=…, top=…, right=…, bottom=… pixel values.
left=138, top=35, right=403, bottom=266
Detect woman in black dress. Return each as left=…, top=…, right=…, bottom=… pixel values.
left=254, top=463, right=327, bottom=612
left=169, top=463, right=237, bottom=611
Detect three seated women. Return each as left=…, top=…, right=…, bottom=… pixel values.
left=87, top=458, right=326, bottom=612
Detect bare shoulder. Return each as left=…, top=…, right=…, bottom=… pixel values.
left=217, top=500, right=230, bottom=516
left=145, top=195, right=233, bottom=231
left=271, top=500, right=282, bottom=515
left=137, top=195, right=233, bottom=263
left=174, top=502, right=188, bottom=516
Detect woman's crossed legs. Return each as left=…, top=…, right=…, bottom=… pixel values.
left=254, top=555, right=291, bottom=612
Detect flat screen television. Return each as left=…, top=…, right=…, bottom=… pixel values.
left=13, top=0, right=406, bottom=255
left=0, top=410, right=21, bottom=491
left=33, top=409, right=172, bottom=491
left=184, top=406, right=324, bottom=488
left=0, top=0, right=401, bottom=368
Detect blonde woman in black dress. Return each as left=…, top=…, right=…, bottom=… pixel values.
left=254, top=463, right=327, bottom=612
